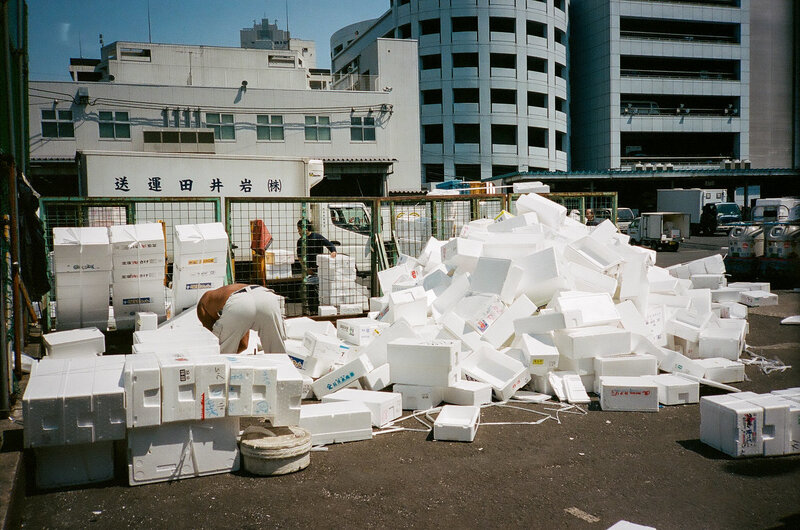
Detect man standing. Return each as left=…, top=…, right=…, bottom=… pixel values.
left=296, top=219, right=337, bottom=273
left=197, top=284, right=286, bottom=354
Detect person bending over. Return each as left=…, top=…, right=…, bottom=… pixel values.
left=197, top=284, right=286, bottom=354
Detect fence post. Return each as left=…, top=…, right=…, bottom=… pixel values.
left=371, top=198, right=380, bottom=297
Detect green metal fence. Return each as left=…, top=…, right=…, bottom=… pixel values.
left=38, top=191, right=616, bottom=324
left=39, top=197, right=222, bottom=330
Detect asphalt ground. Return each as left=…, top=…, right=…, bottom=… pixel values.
left=4, top=237, right=800, bottom=529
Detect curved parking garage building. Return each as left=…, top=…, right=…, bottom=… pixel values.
left=331, top=0, right=569, bottom=185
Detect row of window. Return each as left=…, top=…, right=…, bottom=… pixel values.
left=423, top=123, right=566, bottom=150
left=422, top=88, right=566, bottom=111
left=398, top=16, right=566, bottom=44
left=40, top=110, right=377, bottom=143
left=392, top=0, right=566, bottom=13
left=420, top=53, right=566, bottom=78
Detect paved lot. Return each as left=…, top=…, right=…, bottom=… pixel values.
left=4, top=240, right=800, bottom=529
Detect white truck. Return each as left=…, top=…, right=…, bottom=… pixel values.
left=657, top=188, right=726, bottom=235
left=751, top=197, right=800, bottom=223
left=628, top=212, right=690, bottom=251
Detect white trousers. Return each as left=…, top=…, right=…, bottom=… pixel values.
left=212, top=287, right=286, bottom=354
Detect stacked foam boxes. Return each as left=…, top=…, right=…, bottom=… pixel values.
left=109, top=223, right=167, bottom=330
left=52, top=227, right=112, bottom=330
left=172, top=222, right=229, bottom=312
left=317, top=254, right=365, bottom=312
left=265, top=249, right=294, bottom=279
left=23, top=356, right=126, bottom=488
left=700, top=388, right=800, bottom=458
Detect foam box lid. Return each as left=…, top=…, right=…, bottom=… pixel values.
left=109, top=224, right=165, bottom=254
left=43, top=327, right=105, bottom=353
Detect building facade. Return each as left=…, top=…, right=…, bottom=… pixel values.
left=30, top=39, right=421, bottom=197
left=571, top=0, right=750, bottom=171
left=332, top=0, right=570, bottom=185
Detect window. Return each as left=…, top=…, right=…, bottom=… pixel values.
left=41, top=109, right=74, bottom=138
left=397, top=23, right=412, bottom=39
left=424, top=124, right=443, bottom=144
left=555, top=28, right=567, bottom=45
left=528, top=91, right=547, bottom=108
left=455, top=164, right=481, bottom=181
left=454, top=123, right=480, bottom=143
left=453, top=88, right=479, bottom=104
left=527, top=56, right=547, bottom=73
left=555, top=97, right=566, bottom=112
left=491, top=89, right=516, bottom=105
left=350, top=116, right=376, bottom=142
left=143, top=130, right=215, bottom=144
left=425, top=164, right=445, bottom=183
left=527, top=20, right=546, bottom=39
left=556, top=131, right=566, bottom=152
left=489, top=17, right=515, bottom=34
left=305, top=115, right=331, bottom=141
left=529, top=127, right=547, bottom=148
left=420, top=18, right=441, bottom=35
left=452, top=52, right=479, bottom=68
left=257, top=115, right=284, bottom=141
left=206, top=113, right=235, bottom=140
left=490, top=53, right=516, bottom=69
left=556, top=62, right=567, bottom=79
left=452, top=16, right=478, bottom=33
left=98, top=111, right=131, bottom=139
left=422, top=89, right=443, bottom=105
left=492, top=124, right=516, bottom=145
left=421, top=54, right=442, bottom=70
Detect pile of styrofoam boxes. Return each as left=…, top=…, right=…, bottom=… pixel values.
left=172, top=222, right=229, bottom=313
left=23, top=324, right=306, bottom=488
left=282, top=192, right=772, bottom=431
left=264, top=249, right=294, bottom=279
left=700, top=388, right=800, bottom=457
left=109, top=223, right=167, bottom=330
left=52, top=227, right=112, bottom=330
left=42, top=327, right=105, bottom=359
left=317, top=254, right=368, bottom=313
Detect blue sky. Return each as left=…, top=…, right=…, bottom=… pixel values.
left=27, top=0, right=388, bottom=81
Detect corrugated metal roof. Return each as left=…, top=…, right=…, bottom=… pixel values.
left=483, top=168, right=799, bottom=182
left=323, top=158, right=397, bottom=163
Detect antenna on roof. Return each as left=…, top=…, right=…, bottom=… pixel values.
left=285, top=0, right=289, bottom=34
left=78, top=32, right=83, bottom=58
left=147, top=0, right=152, bottom=43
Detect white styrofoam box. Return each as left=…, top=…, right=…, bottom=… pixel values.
left=432, top=273, right=471, bottom=316
left=418, top=237, right=446, bottom=267
left=223, top=355, right=277, bottom=417
left=739, top=290, right=778, bottom=307
left=109, top=223, right=165, bottom=256
left=322, top=388, right=402, bottom=427
left=598, top=376, right=659, bottom=412
left=172, top=222, right=228, bottom=268
left=711, top=287, right=747, bottom=303
left=743, top=395, right=789, bottom=456
left=337, top=317, right=389, bottom=346
left=318, top=305, right=337, bottom=316
left=443, top=380, right=493, bottom=406
left=515, top=193, right=566, bottom=227
left=193, top=356, right=227, bottom=419
left=303, top=331, right=347, bottom=361
left=54, top=270, right=111, bottom=330
left=285, top=317, right=336, bottom=340
left=700, top=394, right=739, bottom=452
left=135, top=312, right=159, bottom=332
left=470, top=257, right=512, bottom=296
left=561, top=373, right=591, bottom=403
left=434, top=405, right=480, bottom=442
left=461, top=345, right=530, bottom=401
left=382, top=287, right=427, bottom=326
left=35, top=442, right=114, bottom=489
left=157, top=355, right=199, bottom=422
left=312, top=355, right=373, bottom=398
left=728, top=281, right=770, bottom=293
left=91, top=363, right=126, bottom=441
left=643, top=374, right=699, bottom=405
left=481, top=295, right=536, bottom=349
left=518, top=334, right=560, bottom=375
left=553, top=292, right=620, bottom=327
left=771, top=387, right=800, bottom=399
left=691, top=274, right=725, bottom=290
left=699, top=327, right=743, bottom=360
left=666, top=309, right=712, bottom=344
left=113, top=281, right=167, bottom=317
left=719, top=302, right=748, bottom=320
left=696, top=358, right=745, bottom=383
left=648, top=266, right=680, bottom=293
left=52, top=227, right=112, bottom=273
left=564, top=236, right=623, bottom=274
left=338, top=303, right=363, bottom=316
left=393, top=384, right=443, bottom=410
left=667, top=336, right=700, bottom=359
left=286, top=349, right=333, bottom=379
left=62, top=369, right=94, bottom=445
left=553, top=326, right=631, bottom=359
left=607, top=521, right=656, bottom=530
left=299, top=401, right=373, bottom=445
left=566, top=261, right=618, bottom=297
left=513, top=312, right=574, bottom=336
left=688, top=289, right=713, bottom=315
left=558, top=357, right=595, bottom=391
left=387, top=339, right=459, bottom=388
left=593, top=353, right=658, bottom=380
left=124, top=354, right=162, bottom=428
left=359, top=363, right=391, bottom=391
left=487, top=212, right=539, bottom=233
left=128, top=416, right=240, bottom=486
left=713, top=399, right=765, bottom=457
left=360, top=319, right=417, bottom=368
left=441, top=237, right=483, bottom=271
left=660, top=350, right=706, bottom=378
left=422, top=267, right=452, bottom=297
left=133, top=327, right=219, bottom=349
left=516, top=246, right=567, bottom=306
left=456, top=294, right=505, bottom=335
left=171, top=275, right=225, bottom=312
left=377, top=262, right=418, bottom=295
left=43, top=327, right=105, bottom=358
left=616, top=300, right=650, bottom=338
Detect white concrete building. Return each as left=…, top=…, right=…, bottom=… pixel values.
left=31, top=39, right=421, bottom=197
left=571, top=0, right=750, bottom=171
left=331, top=0, right=570, bottom=185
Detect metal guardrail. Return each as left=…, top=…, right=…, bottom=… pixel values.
left=39, top=192, right=616, bottom=322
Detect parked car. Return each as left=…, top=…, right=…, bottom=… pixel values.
left=596, top=207, right=635, bottom=233
left=715, top=202, right=743, bottom=229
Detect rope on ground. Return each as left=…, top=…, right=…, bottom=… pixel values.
left=741, top=346, right=792, bottom=375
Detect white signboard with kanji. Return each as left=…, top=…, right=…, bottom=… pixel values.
left=82, top=152, right=309, bottom=198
